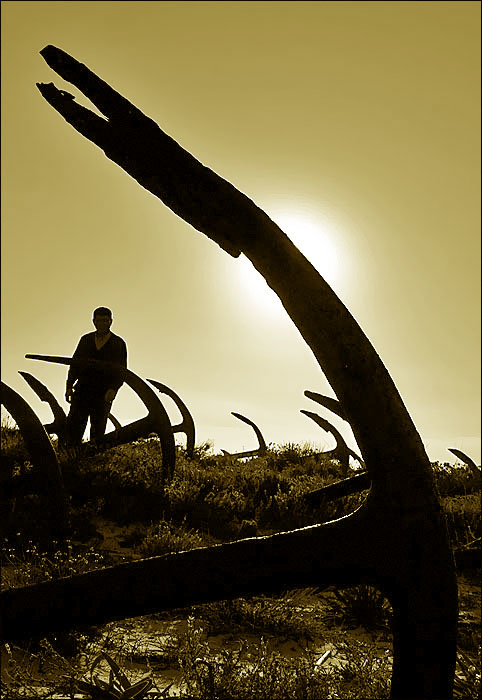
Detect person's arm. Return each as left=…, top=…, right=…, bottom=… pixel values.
left=65, top=336, right=88, bottom=401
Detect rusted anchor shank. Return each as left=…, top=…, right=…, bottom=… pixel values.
left=25, top=355, right=176, bottom=482
left=1, top=381, right=68, bottom=536
left=7, top=46, right=458, bottom=699
left=147, top=379, right=195, bottom=458
left=221, top=412, right=267, bottom=459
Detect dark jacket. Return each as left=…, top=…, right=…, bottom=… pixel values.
left=67, top=332, right=128, bottom=396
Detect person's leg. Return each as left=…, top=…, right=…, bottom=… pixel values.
left=89, top=395, right=110, bottom=443
left=65, top=393, right=89, bottom=446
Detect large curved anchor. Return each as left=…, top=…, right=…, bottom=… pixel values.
left=19, top=371, right=123, bottom=438
left=221, top=412, right=267, bottom=459
left=1, top=381, right=68, bottom=537
left=301, top=409, right=361, bottom=475
left=147, top=379, right=195, bottom=458
left=25, top=355, right=176, bottom=483
left=1, top=46, right=458, bottom=699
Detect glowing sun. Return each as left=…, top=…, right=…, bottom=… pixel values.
left=236, top=208, right=341, bottom=317
left=276, top=209, right=340, bottom=287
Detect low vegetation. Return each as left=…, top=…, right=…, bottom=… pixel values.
left=1, top=420, right=480, bottom=698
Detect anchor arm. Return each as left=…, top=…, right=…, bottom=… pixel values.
left=447, top=447, right=479, bottom=472
left=108, top=413, right=122, bottom=431
left=301, top=408, right=365, bottom=475
left=304, top=472, right=371, bottom=504
left=1, top=382, right=68, bottom=536
left=304, top=392, right=364, bottom=466
left=1, top=382, right=62, bottom=485
left=301, top=409, right=349, bottom=464
left=304, top=390, right=348, bottom=421
left=222, top=412, right=268, bottom=459
left=18, top=371, right=67, bottom=435
left=147, top=379, right=195, bottom=458
left=231, top=412, right=267, bottom=452
left=1, top=508, right=379, bottom=640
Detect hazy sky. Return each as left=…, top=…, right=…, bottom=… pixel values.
left=2, top=1, right=480, bottom=463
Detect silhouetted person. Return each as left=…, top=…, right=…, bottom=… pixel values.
left=64, top=307, right=127, bottom=446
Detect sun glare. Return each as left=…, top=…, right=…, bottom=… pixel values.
left=237, top=256, right=285, bottom=318
left=236, top=207, right=342, bottom=318
left=275, top=209, right=341, bottom=288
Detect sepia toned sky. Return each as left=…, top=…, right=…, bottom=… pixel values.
left=2, top=1, right=480, bottom=464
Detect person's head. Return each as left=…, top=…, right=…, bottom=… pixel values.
left=93, top=307, right=113, bottom=334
